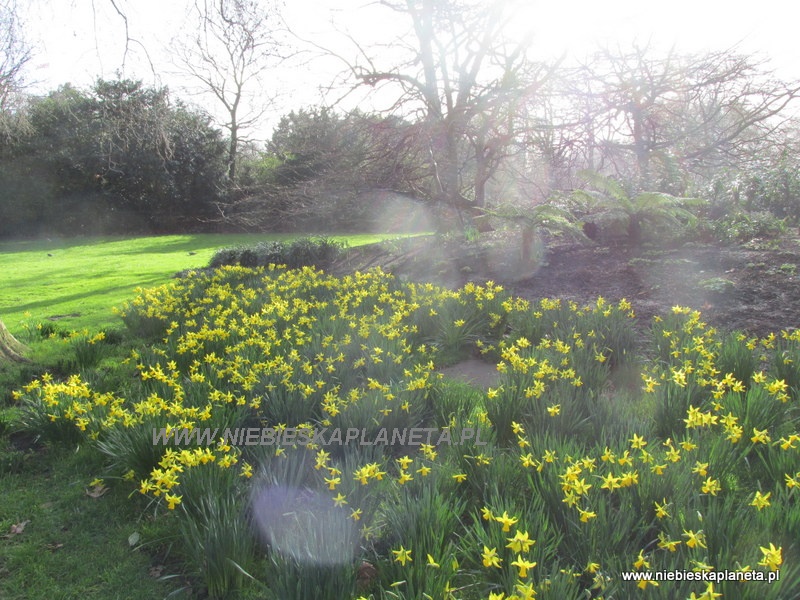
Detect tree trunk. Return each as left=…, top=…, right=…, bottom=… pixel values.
left=0, top=318, right=28, bottom=363
left=228, top=123, right=238, bottom=187
left=521, top=225, right=535, bottom=264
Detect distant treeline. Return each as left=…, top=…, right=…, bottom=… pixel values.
left=0, top=81, right=431, bottom=237
left=0, top=80, right=229, bottom=237
left=3, top=44, right=800, bottom=239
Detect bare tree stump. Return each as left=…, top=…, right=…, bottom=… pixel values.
left=521, top=225, right=536, bottom=265
left=0, top=318, right=28, bottom=363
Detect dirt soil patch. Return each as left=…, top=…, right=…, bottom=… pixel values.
left=333, top=231, right=800, bottom=337
left=437, top=358, right=502, bottom=389
left=516, top=236, right=800, bottom=336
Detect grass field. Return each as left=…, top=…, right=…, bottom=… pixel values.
left=0, top=233, right=396, bottom=336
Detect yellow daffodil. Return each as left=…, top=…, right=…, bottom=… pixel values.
left=600, top=473, right=621, bottom=491
left=494, top=511, right=518, bottom=532
left=578, top=507, right=597, bottom=523
left=751, top=491, right=771, bottom=510
left=601, top=447, right=615, bottom=462
left=758, top=543, right=782, bottom=571
left=654, top=499, right=670, bottom=519
left=392, top=545, right=412, bottom=566
left=657, top=532, right=681, bottom=552
left=637, top=578, right=659, bottom=590
left=751, top=428, right=771, bottom=444
left=633, top=550, right=650, bottom=570
left=629, top=433, right=647, bottom=449
left=514, top=581, right=537, bottom=600
left=165, top=493, right=182, bottom=510
left=683, top=529, right=707, bottom=549
left=701, top=477, right=721, bottom=496
left=482, top=545, right=502, bottom=568
left=511, top=555, right=537, bottom=578
left=506, top=530, right=534, bottom=553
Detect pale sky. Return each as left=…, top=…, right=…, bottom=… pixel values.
left=19, top=0, right=800, bottom=141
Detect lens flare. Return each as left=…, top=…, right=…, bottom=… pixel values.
left=250, top=482, right=358, bottom=566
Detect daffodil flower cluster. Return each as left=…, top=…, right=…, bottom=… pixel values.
left=14, top=265, right=799, bottom=599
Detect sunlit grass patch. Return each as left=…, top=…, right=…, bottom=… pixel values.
left=0, top=232, right=410, bottom=335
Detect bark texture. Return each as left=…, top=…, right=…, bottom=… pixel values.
left=0, top=318, right=28, bottom=363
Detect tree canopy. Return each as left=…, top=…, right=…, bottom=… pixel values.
left=0, top=79, right=227, bottom=236
left=1, top=0, right=800, bottom=236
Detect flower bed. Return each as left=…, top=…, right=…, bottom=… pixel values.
left=15, top=265, right=800, bottom=599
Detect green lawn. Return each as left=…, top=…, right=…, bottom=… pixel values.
left=0, top=233, right=397, bottom=336
left=0, top=444, right=187, bottom=600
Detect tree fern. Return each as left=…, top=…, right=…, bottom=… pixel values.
left=574, top=170, right=704, bottom=244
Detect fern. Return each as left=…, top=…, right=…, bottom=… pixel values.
left=574, top=170, right=704, bottom=243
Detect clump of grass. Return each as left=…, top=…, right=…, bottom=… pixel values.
left=699, top=276, right=735, bottom=295
left=716, top=331, right=758, bottom=385
left=70, top=330, right=109, bottom=371
left=177, top=465, right=257, bottom=599
left=770, top=331, right=800, bottom=402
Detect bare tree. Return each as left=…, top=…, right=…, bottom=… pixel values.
left=0, top=0, right=31, bottom=137
left=174, top=0, right=283, bottom=187
left=572, top=45, right=800, bottom=190
left=512, top=74, right=598, bottom=195
left=330, top=0, right=556, bottom=219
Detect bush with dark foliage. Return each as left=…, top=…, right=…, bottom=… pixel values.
left=208, top=237, right=345, bottom=270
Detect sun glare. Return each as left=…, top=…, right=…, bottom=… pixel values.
left=515, top=0, right=797, bottom=76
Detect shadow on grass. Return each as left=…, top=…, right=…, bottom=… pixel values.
left=0, top=236, right=141, bottom=254
left=2, top=277, right=167, bottom=316
left=107, top=234, right=300, bottom=256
